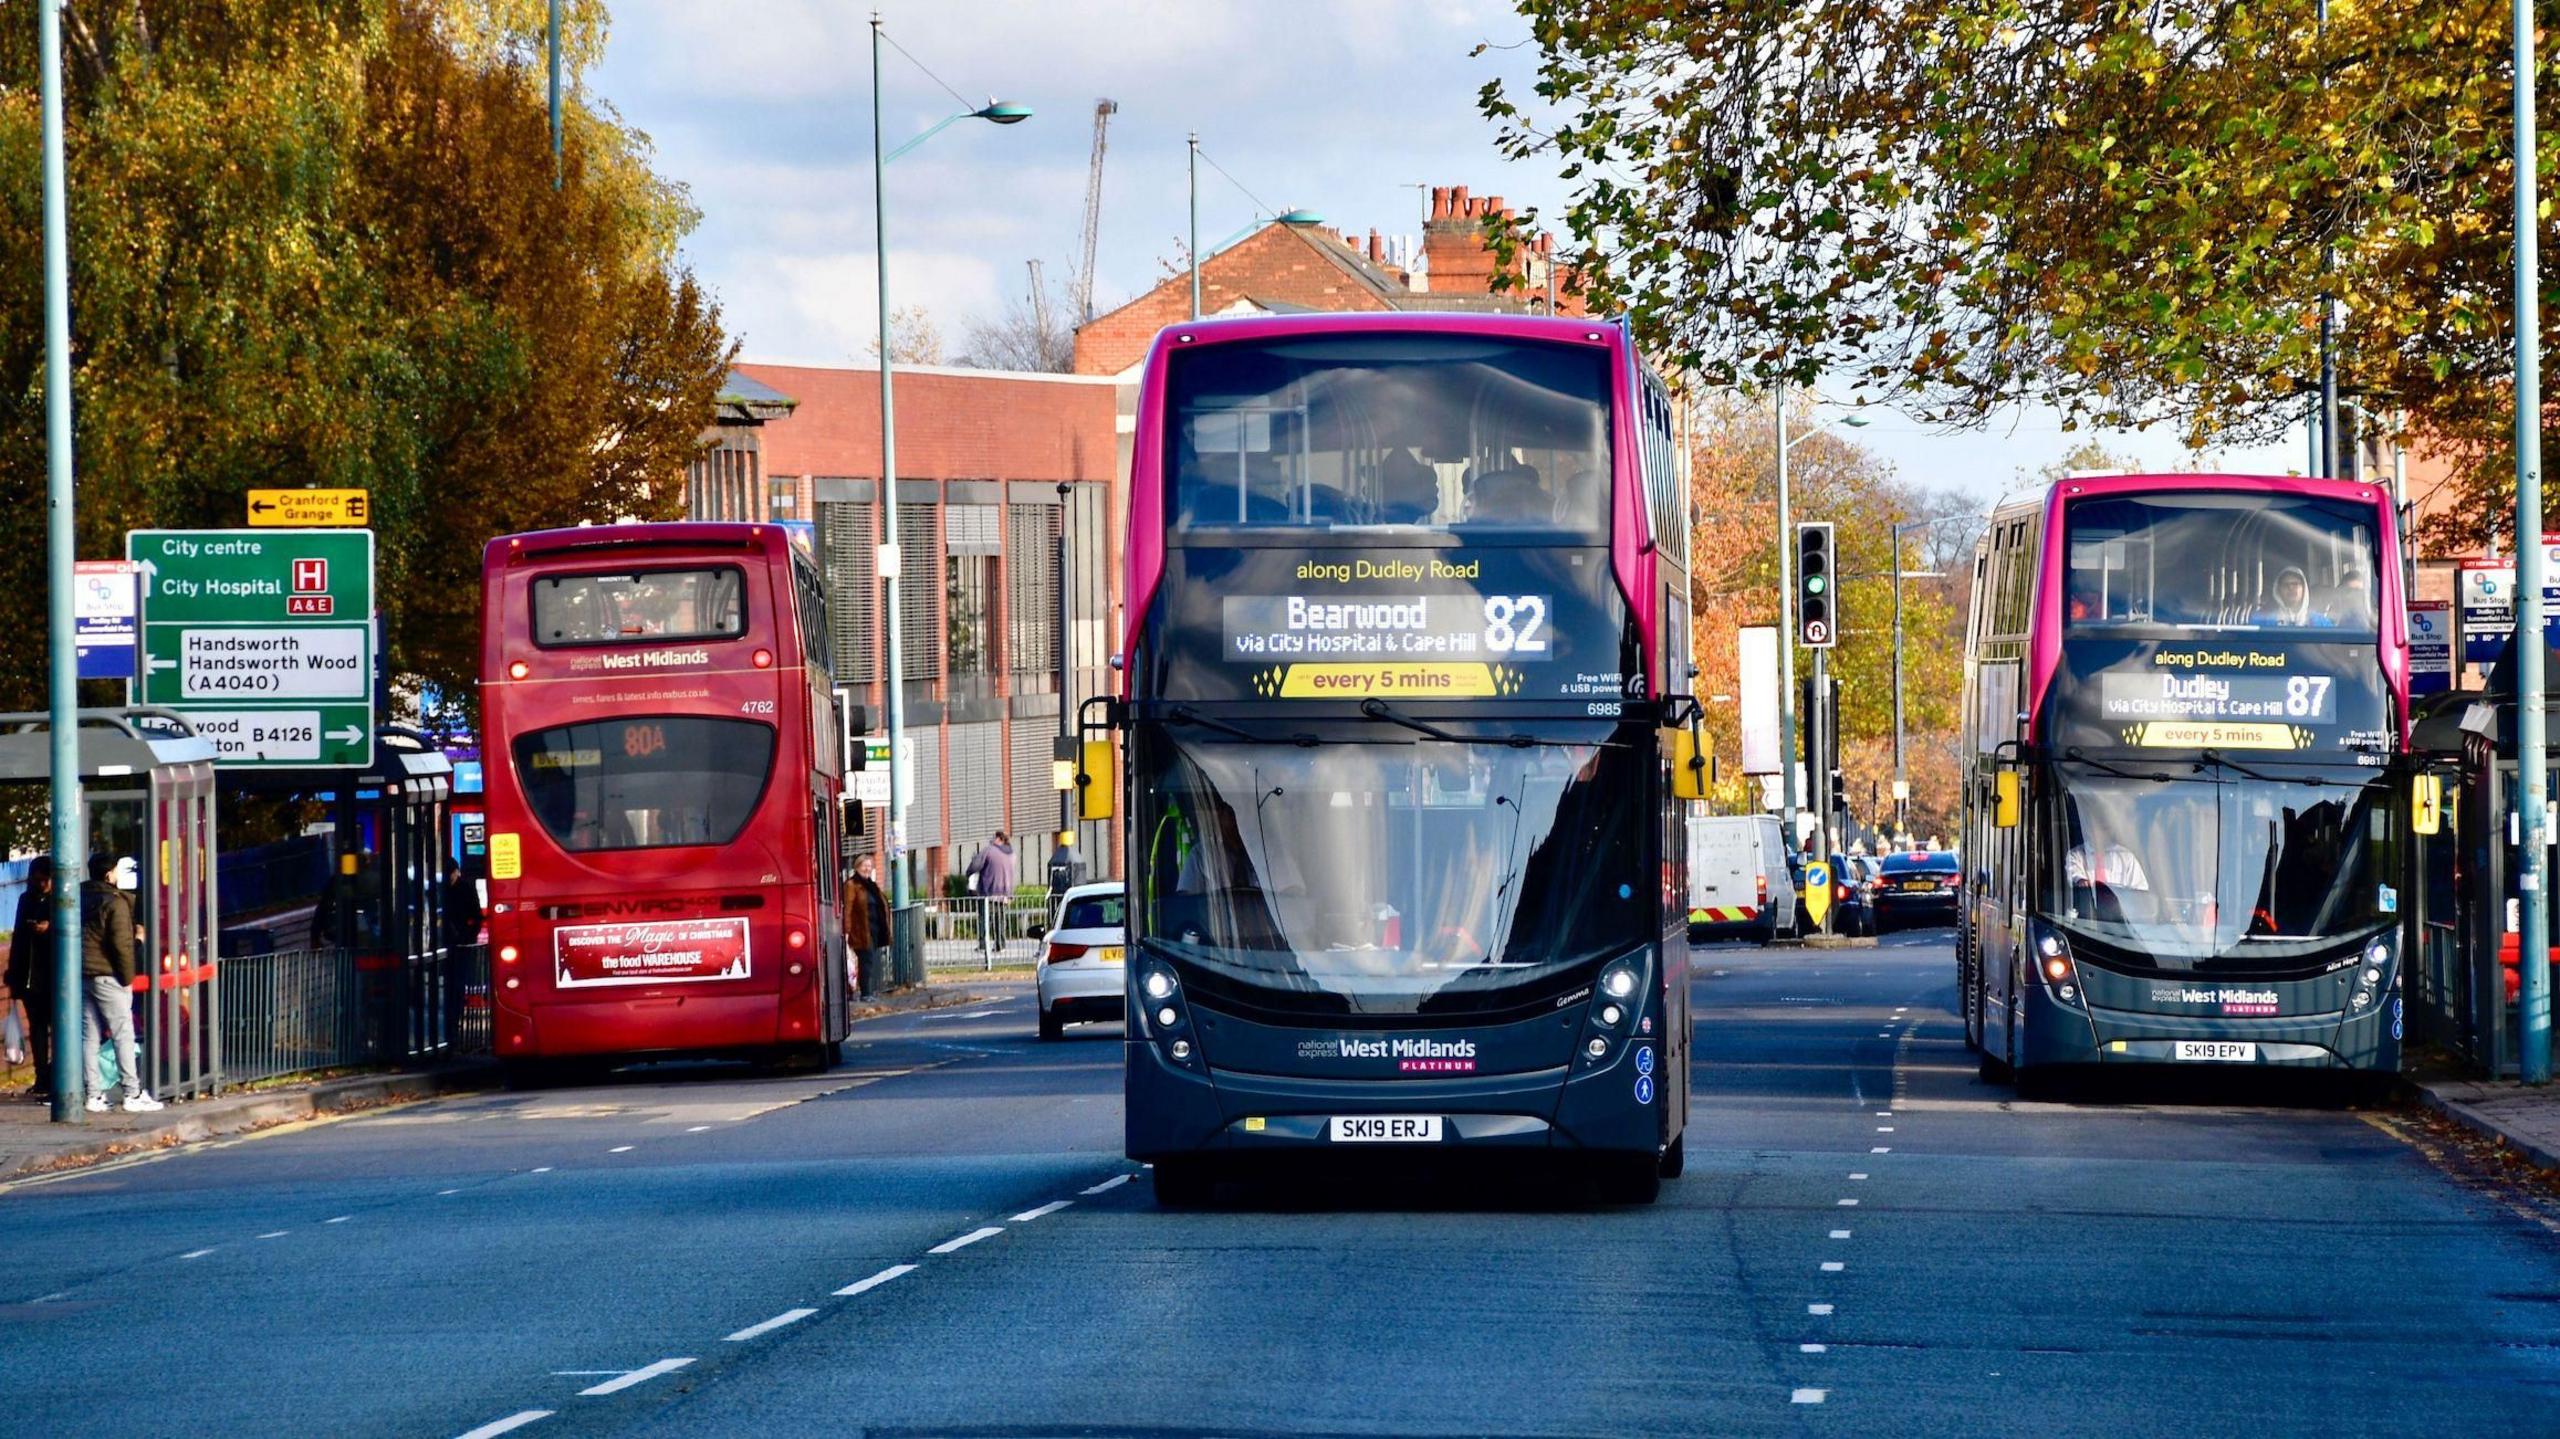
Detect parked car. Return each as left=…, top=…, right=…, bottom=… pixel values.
left=1032, top=882, right=1127, bottom=1040
left=1685, top=814, right=1798, bottom=943
left=1812, top=852, right=1877, bottom=937
left=1871, top=850, right=1962, bottom=932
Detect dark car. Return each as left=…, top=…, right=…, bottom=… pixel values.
left=1806, top=851, right=1876, bottom=936
left=1872, top=850, right=1961, bottom=932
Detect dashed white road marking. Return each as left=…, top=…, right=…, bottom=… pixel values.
left=455, top=1411, right=553, bottom=1439
left=257, top=1231, right=288, bottom=1240
left=1872, top=1146, right=1891, bottom=1154
left=1837, top=1198, right=1859, bottom=1206
left=929, top=1226, right=1004, bottom=1254
left=1876, top=1126, right=1895, bottom=1133
left=1876, top=1111, right=1893, bottom=1118
left=1829, top=1229, right=1851, bottom=1239
left=1807, top=1303, right=1834, bottom=1315
left=1821, top=1261, right=1845, bottom=1272
left=1849, top=1172, right=1868, bottom=1180
left=324, top=1216, right=351, bottom=1224
left=834, top=1264, right=917, bottom=1297
left=686, top=1126, right=712, bottom=1133
left=578, top=1357, right=694, bottom=1396
left=1011, top=1200, right=1072, bottom=1222
left=1801, top=1343, right=1828, bottom=1353
left=179, top=1248, right=216, bottom=1260
left=438, top=1188, right=462, bottom=1196
left=1793, top=1387, right=1828, bottom=1405
left=609, top=1146, right=634, bottom=1154
left=1081, top=1174, right=1132, bottom=1195
left=725, top=1308, right=818, bottom=1342
left=530, top=1166, right=553, bottom=1174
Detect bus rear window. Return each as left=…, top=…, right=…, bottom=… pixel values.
left=533, top=567, right=746, bottom=646
left=512, top=717, right=775, bottom=851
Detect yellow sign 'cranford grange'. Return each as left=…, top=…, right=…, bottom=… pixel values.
left=247, top=488, right=370, bottom=527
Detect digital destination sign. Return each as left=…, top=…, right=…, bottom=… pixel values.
left=2054, top=640, right=2389, bottom=754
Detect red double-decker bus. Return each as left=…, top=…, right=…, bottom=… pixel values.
left=479, top=522, right=847, bottom=1079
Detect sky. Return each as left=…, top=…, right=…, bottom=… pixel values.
left=586, top=0, right=2303, bottom=503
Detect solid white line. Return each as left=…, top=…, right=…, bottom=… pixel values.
left=1801, top=1343, right=1828, bottom=1353
left=1011, top=1200, right=1072, bottom=1222
left=179, top=1248, right=216, bottom=1260
left=1793, top=1388, right=1827, bottom=1405
left=324, top=1216, right=351, bottom=1224
left=928, top=1226, right=1004, bottom=1254
left=454, top=1411, right=553, bottom=1439
left=578, top=1357, right=694, bottom=1396
left=1081, top=1174, right=1133, bottom=1195
left=1807, top=1303, right=1834, bottom=1315
left=609, top=1146, right=634, bottom=1154
left=1821, top=1261, right=1845, bottom=1272
left=257, top=1231, right=288, bottom=1240
left=724, top=1308, right=817, bottom=1342
left=833, top=1263, right=917, bottom=1297
left=1830, top=1229, right=1851, bottom=1239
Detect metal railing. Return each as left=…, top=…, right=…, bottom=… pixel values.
left=220, top=943, right=487, bottom=1087
left=917, top=896, right=1051, bottom=970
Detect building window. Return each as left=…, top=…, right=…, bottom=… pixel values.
left=947, top=553, right=997, bottom=677
left=769, top=476, right=796, bottom=519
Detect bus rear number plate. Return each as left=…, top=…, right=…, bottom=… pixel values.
left=2173, top=1041, right=2256, bottom=1062
left=1330, top=1115, right=1442, bottom=1143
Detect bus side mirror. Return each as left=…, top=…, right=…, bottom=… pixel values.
left=1992, top=770, right=2021, bottom=830
left=1077, top=739, right=1117, bottom=822
left=1671, top=727, right=1711, bottom=801
left=2412, top=772, right=2443, bottom=836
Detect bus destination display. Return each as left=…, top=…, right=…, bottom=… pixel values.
left=2058, top=640, right=2388, bottom=753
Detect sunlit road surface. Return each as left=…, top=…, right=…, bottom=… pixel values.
left=5, top=941, right=2557, bottom=1437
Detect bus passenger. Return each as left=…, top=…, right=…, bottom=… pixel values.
left=1471, top=464, right=1549, bottom=524
left=2254, top=567, right=2327, bottom=627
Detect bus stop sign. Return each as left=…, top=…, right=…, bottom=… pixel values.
left=128, top=529, right=375, bottom=768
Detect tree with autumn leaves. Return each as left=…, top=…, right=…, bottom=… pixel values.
left=0, top=0, right=730, bottom=715
left=1485, top=0, right=2551, bottom=551
left=1684, top=394, right=1979, bottom=841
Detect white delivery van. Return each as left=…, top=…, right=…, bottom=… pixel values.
left=1686, top=813, right=1796, bottom=943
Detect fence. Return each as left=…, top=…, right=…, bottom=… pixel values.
left=917, top=896, right=1052, bottom=970
left=220, top=944, right=489, bottom=1087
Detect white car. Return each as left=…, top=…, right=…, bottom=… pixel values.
left=1035, top=882, right=1127, bottom=1040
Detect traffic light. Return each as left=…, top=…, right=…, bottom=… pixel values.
left=1831, top=768, right=1849, bottom=813
left=1797, top=522, right=1836, bottom=648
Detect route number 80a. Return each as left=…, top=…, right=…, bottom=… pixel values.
left=1484, top=595, right=1549, bottom=653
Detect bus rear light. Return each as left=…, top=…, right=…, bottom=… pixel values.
left=787, top=962, right=804, bottom=976
left=504, top=977, right=520, bottom=990
left=508, top=660, right=530, bottom=680
left=786, top=928, right=807, bottom=950
left=498, top=945, right=519, bottom=964
left=752, top=648, right=774, bottom=669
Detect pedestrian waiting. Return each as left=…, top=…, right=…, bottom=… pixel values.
left=81, top=854, right=160, bottom=1113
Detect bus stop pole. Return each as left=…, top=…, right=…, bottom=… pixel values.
left=2512, top=0, right=2551, bottom=1086
left=40, top=0, right=86, bottom=1123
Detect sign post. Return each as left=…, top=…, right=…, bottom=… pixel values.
left=246, top=489, right=369, bottom=527
left=2408, top=600, right=2453, bottom=697
left=127, top=529, right=375, bottom=768
left=73, top=559, right=140, bottom=685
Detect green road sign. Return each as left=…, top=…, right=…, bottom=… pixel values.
left=127, top=529, right=375, bottom=768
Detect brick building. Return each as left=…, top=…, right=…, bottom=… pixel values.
left=685, top=370, right=798, bottom=521
left=692, top=362, right=1121, bottom=893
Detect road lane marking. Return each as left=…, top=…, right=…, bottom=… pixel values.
left=530, top=1167, right=553, bottom=1174
left=929, top=1226, right=1004, bottom=1254
left=1837, top=1198, right=1858, bottom=1206
left=1800, top=1343, right=1827, bottom=1353
left=1011, top=1200, right=1072, bottom=1222
left=1876, top=1126, right=1895, bottom=1133
left=834, top=1264, right=917, bottom=1297
left=1872, top=1146, right=1891, bottom=1153
left=180, top=1248, right=216, bottom=1260
left=1081, top=1175, right=1132, bottom=1195
left=686, top=1126, right=711, bottom=1132
left=1821, top=1261, right=1845, bottom=1272
left=1807, top=1304, right=1834, bottom=1315
left=1849, top=1172, right=1867, bottom=1180
left=1791, top=1388, right=1829, bottom=1405
left=1876, top=1111, right=1892, bottom=1117
left=257, top=1231, right=287, bottom=1240
left=609, top=1146, right=634, bottom=1154
left=578, top=1357, right=694, bottom=1395
left=455, top=1411, right=553, bottom=1439
left=725, top=1309, right=817, bottom=1342
left=439, top=1188, right=462, bottom=1196
left=1830, top=1229, right=1851, bottom=1239
left=325, top=1216, right=350, bottom=1224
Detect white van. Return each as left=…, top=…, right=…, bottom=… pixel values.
left=1686, top=813, right=1796, bottom=943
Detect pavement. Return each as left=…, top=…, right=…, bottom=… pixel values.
left=0, top=980, right=988, bottom=1184
left=7, top=938, right=2560, bottom=1436
left=2410, top=1072, right=2560, bottom=1172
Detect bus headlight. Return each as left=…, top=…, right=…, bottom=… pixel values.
left=1585, top=1036, right=1608, bottom=1060
left=1143, top=970, right=1176, bottom=1001
left=1598, top=1003, right=1624, bottom=1028
left=2029, top=923, right=2084, bottom=1011
left=1602, top=967, right=1637, bottom=1000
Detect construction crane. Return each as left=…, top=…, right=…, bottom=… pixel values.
left=1075, top=99, right=1118, bottom=325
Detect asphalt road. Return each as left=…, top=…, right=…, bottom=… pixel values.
left=5, top=934, right=2558, bottom=1438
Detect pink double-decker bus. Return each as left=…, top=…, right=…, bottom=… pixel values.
left=1958, top=473, right=2412, bottom=1092
left=1105, top=313, right=1701, bottom=1205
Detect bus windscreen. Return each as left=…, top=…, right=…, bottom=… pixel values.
left=533, top=567, right=746, bottom=646
left=2063, top=492, right=2379, bottom=631
left=512, top=717, right=775, bottom=851
left=1167, top=335, right=1610, bottom=535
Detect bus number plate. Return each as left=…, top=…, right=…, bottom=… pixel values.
left=1330, top=1115, right=1442, bottom=1143
left=2173, top=1041, right=2256, bottom=1062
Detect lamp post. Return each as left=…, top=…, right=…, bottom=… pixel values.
left=870, top=15, right=1029, bottom=939
left=1188, top=134, right=1200, bottom=320
left=40, top=0, right=84, bottom=1122
left=2512, top=0, right=2550, bottom=1085
left=1188, top=197, right=1324, bottom=321
left=1773, top=391, right=1867, bottom=852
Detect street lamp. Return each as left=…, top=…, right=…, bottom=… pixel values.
left=1187, top=200, right=1324, bottom=319
left=1773, top=390, right=1867, bottom=851
left=871, top=15, right=1029, bottom=941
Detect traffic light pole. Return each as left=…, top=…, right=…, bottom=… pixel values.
left=1774, top=390, right=1799, bottom=852
left=1811, top=648, right=1832, bottom=935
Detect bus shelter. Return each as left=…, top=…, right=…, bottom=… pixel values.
left=2406, top=675, right=2545, bottom=1077
left=0, top=708, right=220, bottom=1106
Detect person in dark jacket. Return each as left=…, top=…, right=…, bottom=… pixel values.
left=80, top=855, right=157, bottom=1113
left=846, top=853, right=890, bottom=998
left=7, top=857, right=55, bottom=1100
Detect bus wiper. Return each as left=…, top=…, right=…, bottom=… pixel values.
left=1360, top=698, right=1535, bottom=748
left=2061, top=747, right=2180, bottom=783
left=1166, top=704, right=1259, bottom=743
left=2199, top=749, right=2326, bottom=785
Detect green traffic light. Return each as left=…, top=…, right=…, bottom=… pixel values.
left=1807, top=576, right=1827, bottom=595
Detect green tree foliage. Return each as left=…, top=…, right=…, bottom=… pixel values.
left=0, top=0, right=730, bottom=715
left=1484, top=2, right=2556, bottom=549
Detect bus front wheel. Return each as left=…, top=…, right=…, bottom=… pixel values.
left=1150, top=1158, right=1216, bottom=1208
left=1657, top=1133, right=1687, bottom=1179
